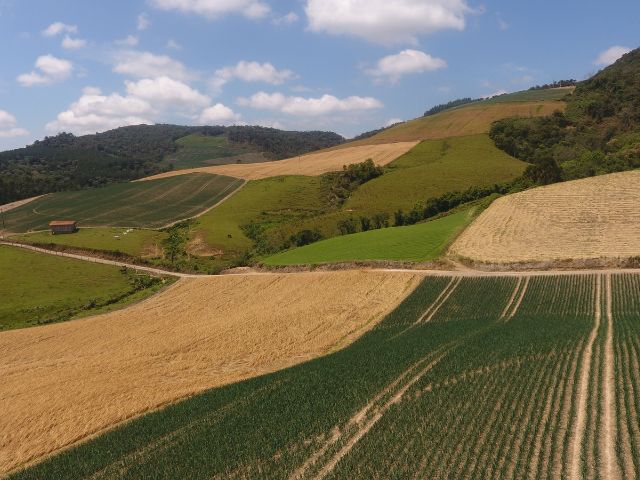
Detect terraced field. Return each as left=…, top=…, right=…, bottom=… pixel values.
left=0, top=270, right=421, bottom=476
left=9, top=271, right=640, bottom=479
left=140, top=142, right=419, bottom=181
left=1, top=173, right=243, bottom=233
left=450, top=170, right=640, bottom=264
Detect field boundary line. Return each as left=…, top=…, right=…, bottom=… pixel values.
left=505, top=276, right=530, bottom=321
left=602, top=274, right=620, bottom=479
left=569, top=274, right=601, bottom=480
left=0, top=241, right=193, bottom=278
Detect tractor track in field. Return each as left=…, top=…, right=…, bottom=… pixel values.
left=602, top=274, right=620, bottom=479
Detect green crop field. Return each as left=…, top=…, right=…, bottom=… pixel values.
left=263, top=209, right=474, bottom=265
left=162, top=134, right=267, bottom=170
left=0, top=245, right=169, bottom=331
left=9, top=228, right=167, bottom=257
left=1, top=173, right=243, bottom=233
left=13, top=272, right=637, bottom=479
left=345, top=134, right=525, bottom=214
left=194, top=175, right=327, bottom=256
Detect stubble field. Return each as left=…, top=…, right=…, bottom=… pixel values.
left=0, top=270, right=421, bottom=476
left=449, top=170, right=640, bottom=264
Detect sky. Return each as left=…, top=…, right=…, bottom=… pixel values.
left=0, top=0, right=638, bottom=150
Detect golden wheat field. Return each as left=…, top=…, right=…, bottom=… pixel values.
left=0, top=270, right=422, bottom=475
left=334, top=101, right=566, bottom=147
left=449, top=170, right=640, bottom=264
left=139, top=141, right=419, bottom=181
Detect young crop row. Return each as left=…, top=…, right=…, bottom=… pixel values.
left=10, top=273, right=640, bottom=479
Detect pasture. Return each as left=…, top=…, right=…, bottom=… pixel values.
left=341, top=100, right=566, bottom=146
left=10, top=272, right=640, bottom=479
left=10, top=228, right=167, bottom=257
left=0, top=270, right=422, bottom=476
left=161, top=134, right=266, bottom=170
left=263, top=209, right=474, bottom=265
left=1, top=173, right=243, bottom=233
left=0, top=245, right=165, bottom=331
left=450, top=170, right=640, bottom=264
left=140, top=142, right=419, bottom=181
left=483, top=86, right=574, bottom=103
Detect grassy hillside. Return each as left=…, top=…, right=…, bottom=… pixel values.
left=263, top=209, right=474, bottom=265
left=2, top=173, right=242, bottom=233
left=483, top=87, right=574, bottom=103
left=14, top=273, right=635, bottom=478
left=161, top=134, right=267, bottom=170
left=340, top=99, right=565, bottom=147
left=10, top=228, right=167, bottom=257
left=0, top=245, right=168, bottom=330
left=194, top=176, right=327, bottom=256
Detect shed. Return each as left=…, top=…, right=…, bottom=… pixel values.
left=49, top=220, right=78, bottom=235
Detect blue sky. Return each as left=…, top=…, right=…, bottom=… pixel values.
left=0, top=0, right=638, bottom=150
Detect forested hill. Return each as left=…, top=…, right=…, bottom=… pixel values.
left=0, top=125, right=344, bottom=204
left=490, top=47, right=640, bottom=184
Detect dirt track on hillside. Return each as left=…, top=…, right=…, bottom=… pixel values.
left=0, top=270, right=422, bottom=475
left=138, top=142, right=419, bottom=181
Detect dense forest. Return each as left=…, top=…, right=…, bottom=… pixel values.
left=490, top=48, right=640, bottom=184
left=0, top=125, right=344, bottom=204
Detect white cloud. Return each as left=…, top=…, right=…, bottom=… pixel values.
left=212, top=61, right=295, bottom=92
left=62, top=35, right=87, bottom=49
left=113, top=50, right=193, bottom=81
left=483, top=89, right=508, bottom=99
left=116, top=35, right=139, bottom=46
left=0, top=110, right=29, bottom=137
left=199, top=103, right=242, bottom=124
left=149, top=0, right=270, bottom=19
left=498, top=18, right=509, bottom=31
left=125, top=76, right=210, bottom=111
left=305, top=0, right=471, bottom=45
left=274, top=11, right=299, bottom=25
left=137, top=13, right=151, bottom=30
left=238, top=92, right=382, bottom=116
left=594, top=46, right=631, bottom=67
left=366, top=49, right=446, bottom=83
left=385, top=118, right=403, bottom=127
left=166, top=39, right=181, bottom=50
left=17, top=55, right=73, bottom=87
left=42, top=22, right=77, bottom=37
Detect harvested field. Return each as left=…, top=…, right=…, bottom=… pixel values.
left=17, top=273, right=640, bottom=479
left=449, top=170, right=640, bottom=264
left=139, top=142, right=419, bottom=181
left=0, top=270, right=421, bottom=476
left=334, top=101, right=566, bottom=147
left=0, top=195, right=43, bottom=214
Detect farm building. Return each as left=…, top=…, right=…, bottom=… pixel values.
left=49, top=220, right=78, bottom=235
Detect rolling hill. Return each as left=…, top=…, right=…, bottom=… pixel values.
left=449, top=170, right=640, bottom=264
left=1, top=173, right=242, bottom=233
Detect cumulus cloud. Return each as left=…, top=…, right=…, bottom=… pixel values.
left=273, top=11, right=299, bottom=25
left=305, top=0, right=471, bottom=44
left=166, top=39, right=181, bottom=50
left=385, top=118, right=403, bottom=127
left=212, top=61, right=295, bottom=92
left=238, top=92, right=382, bottom=116
left=0, top=110, right=29, bottom=138
left=594, top=46, right=631, bottom=67
left=149, top=0, right=270, bottom=19
left=113, top=50, right=194, bottom=81
left=116, top=35, right=139, bottom=46
left=125, top=76, right=210, bottom=111
left=137, top=13, right=151, bottom=30
left=17, top=55, right=73, bottom=87
left=42, top=22, right=77, bottom=37
left=46, top=78, right=214, bottom=135
left=199, top=103, right=242, bottom=124
left=366, top=49, right=446, bottom=83
left=62, top=35, right=87, bottom=49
